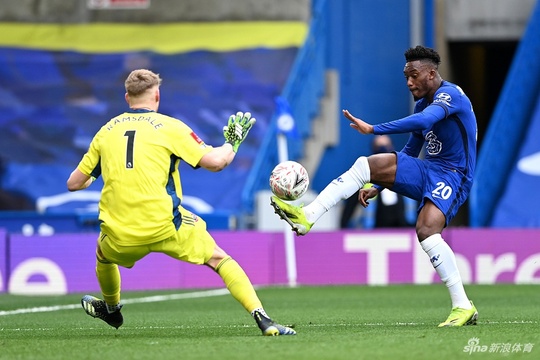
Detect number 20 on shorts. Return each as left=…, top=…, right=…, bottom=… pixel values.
left=432, top=181, right=452, bottom=200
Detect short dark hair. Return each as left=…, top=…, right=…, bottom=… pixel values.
left=404, top=45, right=441, bottom=67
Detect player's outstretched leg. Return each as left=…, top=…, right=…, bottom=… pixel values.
left=438, top=301, right=478, bottom=327
left=81, top=295, right=124, bottom=329
left=253, top=310, right=296, bottom=336
left=215, top=256, right=297, bottom=336
left=270, top=196, right=313, bottom=236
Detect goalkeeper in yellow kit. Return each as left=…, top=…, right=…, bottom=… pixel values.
left=67, top=69, right=295, bottom=336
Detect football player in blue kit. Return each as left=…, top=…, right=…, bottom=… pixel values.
left=271, top=45, right=478, bottom=327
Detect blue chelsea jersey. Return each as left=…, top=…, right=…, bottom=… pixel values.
left=373, top=81, right=478, bottom=180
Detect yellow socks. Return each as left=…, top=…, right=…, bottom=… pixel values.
left=96, top=260, right=121, bottom=307
left=215, top=256, right=262, bottom=313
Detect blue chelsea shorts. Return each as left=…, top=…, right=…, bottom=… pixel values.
left=390, top=152, right=473, bottom=226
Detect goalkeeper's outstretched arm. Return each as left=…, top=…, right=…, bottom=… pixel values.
left=198, top=143, right=236, bottom=172
left=199, top=111, right=256, bottom=172
left=67, top=168, right=94, bottom=191
left=223, top=111, right=256, bottom=153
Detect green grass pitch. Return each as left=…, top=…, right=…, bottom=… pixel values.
left=1, top=284, right=538, bottom=359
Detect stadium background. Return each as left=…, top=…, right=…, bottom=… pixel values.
left=1, top=0, right=540, bottom=295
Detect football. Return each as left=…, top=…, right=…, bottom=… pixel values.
left=269, top=161, right=309, bottom=201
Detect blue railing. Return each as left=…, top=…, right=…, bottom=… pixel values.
left=240, top=0, right=328, bottom=217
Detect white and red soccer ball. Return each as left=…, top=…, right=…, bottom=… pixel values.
left=269, top=161, right=309, bottom=201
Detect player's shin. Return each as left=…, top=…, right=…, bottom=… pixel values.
left=420, top=234, right=472, bottom=309
left=96, top=260, right=122, bottom=311
left=304, top=156, right=370, bottom=223
left=215, top=256, right=262, bottom=312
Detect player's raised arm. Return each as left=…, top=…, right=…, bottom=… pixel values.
left=223, top=111, right=256, bottom=152
left=198, top=111, right=256, bottom=172
left=342, top=109, right=374, bottom=134
left=198, top=144, right=236, bottom=172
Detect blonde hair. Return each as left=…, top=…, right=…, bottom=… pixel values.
left=124, top=69, right=162, bottom=97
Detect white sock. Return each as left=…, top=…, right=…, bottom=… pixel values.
left=106, top=303, right=122, bottom=314
left=420, top=233, right=471, bottom=309
left=251, top=307, right=269, bottom=319
left=304, top=156, right=370, bottom=223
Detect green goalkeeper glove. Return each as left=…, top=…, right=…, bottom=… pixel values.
left=223, top=111, right=256, bottom=152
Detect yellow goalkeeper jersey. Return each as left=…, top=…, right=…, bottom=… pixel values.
left=77, top=109, right=212, bottom=245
